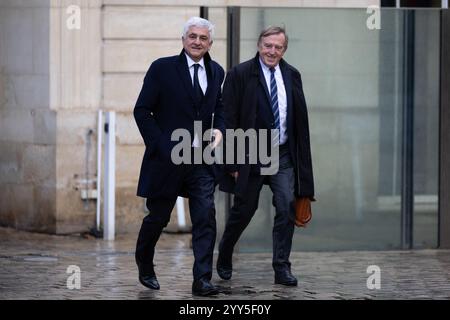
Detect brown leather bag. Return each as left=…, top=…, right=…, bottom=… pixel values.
left=295, top=197, right=312, bottom=227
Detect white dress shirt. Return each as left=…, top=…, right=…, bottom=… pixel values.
left=259, top=58, right=288, bottom=145
left=185, top=53, right=207, bottom=94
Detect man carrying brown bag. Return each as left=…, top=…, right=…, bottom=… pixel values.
left=217, top=26, right=315, bottom=286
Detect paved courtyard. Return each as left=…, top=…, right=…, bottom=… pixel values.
left=1, top=227, right=450, bottom=300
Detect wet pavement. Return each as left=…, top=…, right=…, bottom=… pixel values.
left=1, top=226, right=450, bottom=300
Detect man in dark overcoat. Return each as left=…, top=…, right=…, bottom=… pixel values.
left=218, top=26, right=315, bottom=286
left=134, top=17, right=225, bottom=296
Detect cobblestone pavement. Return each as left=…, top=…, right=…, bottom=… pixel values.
left=1, top=227, right=450, bottom=300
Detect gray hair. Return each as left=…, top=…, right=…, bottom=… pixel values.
left=257, top=26, right=289, bottom=51
left=182, top=17, right=214, bottom=43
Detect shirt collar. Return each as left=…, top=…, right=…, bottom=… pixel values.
left=185, top=53, right=205, bottom=69
left=259, top=57, right=279, bottom=73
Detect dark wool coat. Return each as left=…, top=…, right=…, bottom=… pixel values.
left=219, top=53, right=315, bottom=199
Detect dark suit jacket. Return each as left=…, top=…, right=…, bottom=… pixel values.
left=219, top=53, right=314, bottom=199
left=134, top=50, right=225, bottom=199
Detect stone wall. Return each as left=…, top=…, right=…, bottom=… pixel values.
left=0, top=0, right=56, bottom=232
left=50, top=0, right=102, bottom=234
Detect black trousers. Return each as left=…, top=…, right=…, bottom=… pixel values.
left=219, top=144, right=296, bottom=272
left=135, top=165, right=216, bottom=281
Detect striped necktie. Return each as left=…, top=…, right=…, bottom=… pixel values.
left=270, top=67, right=280, bottom=145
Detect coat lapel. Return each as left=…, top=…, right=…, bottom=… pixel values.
left=204, top=51, right=214, bottom=99
left=252, top=54, right=275, bottom=126
left=254, top=55, right=271, bottom=105
left=280, top=59, right=294, bottom=134
left=280, top=59, right=297, bottom=159
left=175, top=50, right=196, bottom=104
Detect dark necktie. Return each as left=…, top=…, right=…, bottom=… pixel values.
left=270, top=67, right=280, bottom=145
left=193, top=64, right=204, bottom=104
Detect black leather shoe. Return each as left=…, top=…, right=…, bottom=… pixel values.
left=139, top=274, right=160, bottom=290
left=137, top=263, right=160, bottom=290
left=275, top=270, right=298, bottom=286
left=192, top=278, right=219, bottom=296
left=216, top=255, right=232, bottom=280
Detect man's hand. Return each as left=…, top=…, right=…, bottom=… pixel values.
left=210, top=129, right=223, bottom=149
